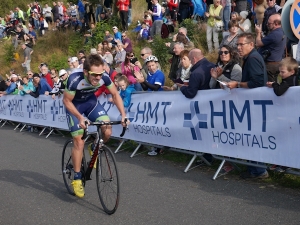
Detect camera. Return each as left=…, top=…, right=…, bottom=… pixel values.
left=130, top=57, right=138, bottom=64
left=261, top=49, right=271, bottom=61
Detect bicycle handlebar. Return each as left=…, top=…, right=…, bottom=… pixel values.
left=81, top=118, right=128, bottom=140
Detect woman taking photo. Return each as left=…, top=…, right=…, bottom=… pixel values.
left=209, top=45, right=242, bottom=89
left=219, top=20, right=239, bottom=50
left=205, top=0, right=223, bottom=53
left=121, top=51, right=143, bottom=91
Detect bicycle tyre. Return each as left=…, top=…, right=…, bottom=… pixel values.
left=96, top=145, right=120, bottom=215
left=62, top=140, right=75, bottom=196
left=62, top=140, right=86, bottom=196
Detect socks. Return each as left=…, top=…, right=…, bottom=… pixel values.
left=74, top=172, right=82, bottom=180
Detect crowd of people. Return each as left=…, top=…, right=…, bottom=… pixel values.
left=0, top=0, right=298, bottom=180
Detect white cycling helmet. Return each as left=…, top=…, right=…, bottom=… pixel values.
left=145, top=55, right=158, bottom=63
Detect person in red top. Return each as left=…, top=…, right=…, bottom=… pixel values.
left=116, top=0, right=130, bottom=31
left=167, top=0, right=179, bottom=24
left=39, top=64, right=54, bottom=88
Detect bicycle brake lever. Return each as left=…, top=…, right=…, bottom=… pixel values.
left=81, top=120, right=89, bottom=140
left=120, top=118, right=128, bottom=137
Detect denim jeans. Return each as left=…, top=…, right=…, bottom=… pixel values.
left=223, top=5, right=231, bottom=31
left=206, top=25, right=219, bottom=53
left=128, top=8, right=132, bottom=25
left=134, top=83, right=143, bottom=91
left=248, top=162, right=267, bottom=176
left=95, top=5, right=103, bottom=22
left=178, top=7, right=189, bottom=24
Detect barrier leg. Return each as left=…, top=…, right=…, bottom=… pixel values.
left=14, top=123, right=21, bottom=130
left=39, top=127, right=47, bottom=136
left=1, top=120, right=7, bottom=127
left=212, top=159, right=226, bottom=180
left=20, top=124, right=27, bottom=132
left=45, top=128, right=54, bottom=138
left=130, top=143, right=147, bottom=158
left=184, top=153, right=200, bottom=173
left=114, top=140, right=125, bottom=154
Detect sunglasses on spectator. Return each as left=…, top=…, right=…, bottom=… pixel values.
left=141, top=53, right=148, bottom=56
left=219, top=50, right=229, bottom=55
left=88, top=71, right=105, bottom=77
left=51, top=76, right=56, bottom=79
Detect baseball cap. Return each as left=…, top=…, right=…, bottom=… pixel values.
left=90, top=48, right=97, bottom=55
left=70, top=57, right=78, bottom=63
left=112, top=26, right=118, bottom=30
left=10, top=74, right=18, bottom=78
left=59, top=69, right=67, bottom=77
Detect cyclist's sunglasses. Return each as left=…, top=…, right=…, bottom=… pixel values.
left=88, top=71, right=105, bottom=77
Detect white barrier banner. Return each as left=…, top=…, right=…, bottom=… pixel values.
left=0, top=87, right=299, bottom=168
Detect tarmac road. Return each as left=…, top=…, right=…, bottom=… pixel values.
left=0, top=125, right=299, bottom=225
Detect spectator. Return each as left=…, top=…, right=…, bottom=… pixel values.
left=148, top=0, right=163, bottom=39
left=210, top=45, right=242, bottom=89
left=227, top=33, right=269, bottom=179
left=168, top=42, right=184, bottom=81
left=219, top=20, right=239, bottom=50
left=104, top=30, right=114, bottom=43
left=178, top=0, right=191, bottom=24
left=16, top=7, right=25, bottom=24
left=238, top=11, right=252, bottom=33
left=83, top=23, right=95, bottom=44
left=40, top=64, right=54, bottom=88
left=205, top=0, right=223, bottom=53
left=52, top=2, right=60, bottom=23
left=262, top=0, right=282, bottom=35
left=0, top=75, right=18, bottom=96
left=28, top=26, right=37, bottom=45
left=135, top=55, right=165, bottom=92
left=232, top=0, right=247, bottom=13
left=26, top=70, right=34, bottom=82
left=49, top=68, right=65, bottom=99
left=121, top=32, right=132, bottom=52
left=59, top=69, right=69, bottom=85
left=163, top=49, right=192, bottom=91
left=222, top=0, right=231, bottom=32
left=77, top=0, right=85, bottom=20
left=180, top=48, right=215, bottom=98
left=0, top=76, right=8, bottom=91
left=29, top=73, right=52, bottom=98
left=266, top=57, right=298, bottom=96
left=70, top=57, right=81, bottom=69
left=138, top=22, right=150, bottom=40
left=166, top=0, right=179, bottom=25
left=43, top=4, right=52, bottom=27
left=101, top=46, right=113, bottom=65
left=112, top=26, right=122, bottom=42
left=118, top=75, right=135, bottom=107
left=256, top=14, right=286, bottom=82
left=114, top=42, right=126, bottom=68
left=116, top=0, right=129, bottom=31
left=19, top=76, right=35, bottom=96
left=121, top=51, right=143, bottom=91
left=134, top=47, right=161, bottom=80
left=21, top=43, right=33, bottom=73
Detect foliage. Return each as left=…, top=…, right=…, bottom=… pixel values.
left=3, top=43, right=15, bottom=63
left=149, top=36, right=170, bottom=71
left=47, top=53, right=69, bottom=70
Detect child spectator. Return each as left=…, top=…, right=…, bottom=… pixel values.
left=118, top=75, right=135, bottom=107
left=138, top=22, right=150, bottom=40
left=19, top=76, right=35, bottom=95
left=266, top=57, right=298, bottom=96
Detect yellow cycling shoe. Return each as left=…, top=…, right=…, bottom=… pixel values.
left=71, top=180, right=85, bottom=198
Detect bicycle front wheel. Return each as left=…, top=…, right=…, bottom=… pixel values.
left=96, top=145, right=120, bottom=215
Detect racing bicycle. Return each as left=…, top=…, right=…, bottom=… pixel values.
left=62, top=119, right=127, bottom=214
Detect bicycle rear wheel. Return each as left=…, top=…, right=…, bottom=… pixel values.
left=62, top=140, right=75, bottom=195
left=96, top=145, right=120, bottom=215
left=62, top=140, right=86, bottom=196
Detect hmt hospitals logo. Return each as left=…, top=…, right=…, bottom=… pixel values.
left=183, top=101, right=208, bottom=141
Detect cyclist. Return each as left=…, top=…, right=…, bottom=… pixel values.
left=63, top=54, right=127, bottom=198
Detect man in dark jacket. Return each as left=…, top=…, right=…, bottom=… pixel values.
left=29, top=73, right=52, bottom=98
left=180, top=48, right=215, bottom=98
left=227, top=33, right=269, bottom=180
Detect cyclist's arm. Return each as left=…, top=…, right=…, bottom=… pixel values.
left=63, top=91, right=86, bottom=128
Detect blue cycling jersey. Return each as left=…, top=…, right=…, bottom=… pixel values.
left=65, top=69, right=112, bottom=102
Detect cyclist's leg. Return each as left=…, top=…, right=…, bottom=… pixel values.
left=87, top=99, right=111, bottom=143
left=66, top=110, right=85, bottom=173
